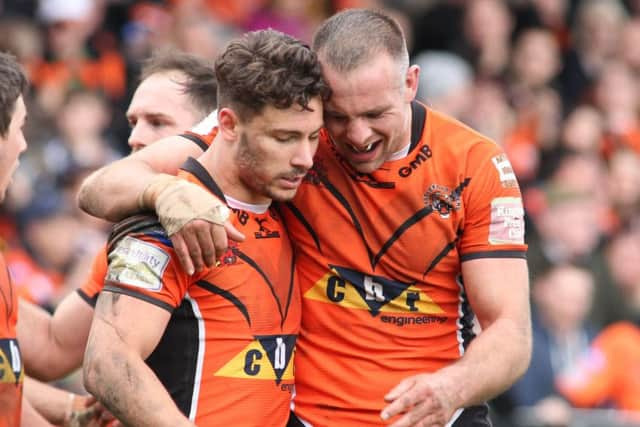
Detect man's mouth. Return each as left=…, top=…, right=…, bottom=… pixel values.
left=348, top=141, right=380, bottom=153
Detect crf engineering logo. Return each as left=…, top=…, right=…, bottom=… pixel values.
left=214, top=335, right=296, bottom=385
left=398, top=145, right=432, bottom=178
left=0, top=339, right=23, bottom=385
left=254, top=218, right=280, bottom=239
left=304, top=266, right=444, bottom=317
left=424, top=184, right=461, bottom=219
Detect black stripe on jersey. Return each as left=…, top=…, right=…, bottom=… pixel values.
left=282, top=202, right=322, bottom=253
left=282, top=250, right=296, bottom=329
left=460, top=250, right=527, bottom=262
left=179, top=133, right=209, bottom=151
left=76, top=289, right=98, bottom=307
left=195, top=280, right=251, bottom=326
left=234, top=250, right=286, bottom=323
left=274, top=204, right=298, bottom=329
left=146, top=298, right=200, bottom=418
left=316, top=175, right=377, bottom=266
left=408, top=101, right=427, bottom=154
left=457, top=274, right=477, bottom=351
left=102, top=284, right=175, bottom=313
left=423, top=227, right=463, bottom=277
left=373, top=206, right=434, bottom=269
left=180, top=157, right=226, bottom=201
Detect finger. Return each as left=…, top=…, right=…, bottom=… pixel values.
left=210, top=224, right=229, bottom=259
left=385, top=400, right=442, bottom=427
left=385, top=377, right=417, bottom=402
left=224, top=221, right=245, bottom=242
left=381, top=390, right=422, bottom=421
left=194, top=225, right=217, bottom=268
left=171, top=233, right=195, bottom=275
left=182, top=229, right=205, bottom=273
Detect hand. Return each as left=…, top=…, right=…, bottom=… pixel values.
left=64, top=395, right=115, bottom=427
left=171, top=219, right=245, bottom=275
left=380, top=373, right=458, bottom=427
left=141, top=174, right=245, bottom=274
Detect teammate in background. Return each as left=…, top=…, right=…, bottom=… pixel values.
left=83, top=29, right=326, bottom=427
left=16, top=50, right=220, bottom=383
left=78, top=9, right=531, bottom=427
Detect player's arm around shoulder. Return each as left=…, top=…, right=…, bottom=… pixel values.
left=83, top=230, right=195, bottom=427
left=78, top=135, right=203, bottom=222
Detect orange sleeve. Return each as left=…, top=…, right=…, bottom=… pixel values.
left=104, top=235, right=190, bottom=312
left=76, top=245, right=108, bottom=307
left=557, top=333, right=618, bottom=407
left=458, top=141, right=527, bottom=258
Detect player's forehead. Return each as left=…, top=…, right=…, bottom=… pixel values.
left=128, top=71, right=192, bottom=115
left=248, top=98, right=323, bottom=134
left=322, top=55, right=403, bottom=114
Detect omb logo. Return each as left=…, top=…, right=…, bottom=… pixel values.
left=424, top=184, right=461, bottom=219
left=398, top=145, right=432, bottom=178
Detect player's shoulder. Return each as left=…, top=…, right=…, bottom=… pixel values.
left=425, top=107, right=500, bottom=157
left=107, top=214, right=169, bottom=254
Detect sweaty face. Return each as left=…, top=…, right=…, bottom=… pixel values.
left=234, top=98, right=323, bottom=203
left=126, top=71, right=203, bottom=152
left=0, top=95, right=27, bottom=202
left=322, top=53, right=417, bottom=174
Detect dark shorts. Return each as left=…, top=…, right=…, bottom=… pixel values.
left=287, top=404, right=492, bottom=427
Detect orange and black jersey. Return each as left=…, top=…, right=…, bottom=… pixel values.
left=282, top=102, right=527, bottom=426
left=76, top=133, right=212, bottom=308
left=0, top=254, right=23, bottom=427
left=141, top=104, right=527, bottom=426
left=103, top=158, right=301, bottom=426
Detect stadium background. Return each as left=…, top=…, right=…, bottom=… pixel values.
left=1, top=0, right=640, bottom=425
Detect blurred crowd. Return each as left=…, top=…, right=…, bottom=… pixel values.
left=1, top=0, right=640, bottom=425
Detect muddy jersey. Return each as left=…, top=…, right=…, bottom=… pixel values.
left=0, top=254, right=23, bottom=427
left=104, top=158, right=300, bottom=426
left=282, top=102, right=527, bottom=426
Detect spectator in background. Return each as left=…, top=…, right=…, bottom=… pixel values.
left=558, top=321, right=640, bottom=413
left=461, top=0, right=514, bottom=78
left=560, top=0, right=628, bottom=112
left=619, top=18, right=640, bottom=74
left=595, top=62, right=640, bottom=157
left=31, top=0, right=126, bottom=114
left=606, top=148, right=640, bottom=232
left=496, top=264, right=597, bottom=427
left=413, top=50, right=473, bottom=119
left=525, top=178, right=624, bottom=327
left=504, top=28, right=563, bottom=183
left=603, top=227, right=640, bottom=323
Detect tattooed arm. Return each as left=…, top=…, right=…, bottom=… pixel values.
left=83, top=291, right=195, bottom=427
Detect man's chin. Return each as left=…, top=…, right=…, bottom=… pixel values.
left=269, top=187, right=299, bottom=202
left=349, top=159, right=383, bottom=174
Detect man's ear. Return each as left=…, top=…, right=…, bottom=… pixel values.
left=404, top=64, right=420, bottom=102
left=217, top=108, right=239, bottom=141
